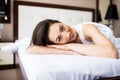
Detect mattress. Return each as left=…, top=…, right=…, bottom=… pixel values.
left=18, top=53, right=120, bottom=80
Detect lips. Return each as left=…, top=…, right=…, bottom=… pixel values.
left=69, top=32, right=74, bottom=40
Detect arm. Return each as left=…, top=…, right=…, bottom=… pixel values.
left=82, top=24, right=118, bottom=58
left=65, top=43, right=117, bottom=59
left=27, top=45, right=82, bottom=55
left=49, top=24, right=118, bottom=59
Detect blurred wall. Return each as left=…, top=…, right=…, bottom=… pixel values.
left=113, top=0, right=120, bottom=37
left=1, top=0, right=96, bottom=41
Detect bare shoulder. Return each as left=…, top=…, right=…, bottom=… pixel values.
left=82, top=23, right=100, bottom=41
left=82, top=23, right=99, bottom=33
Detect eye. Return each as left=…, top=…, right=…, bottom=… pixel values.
left=56, top=24, right=64, bottom=42
left=60, top=25, right=64, bottom=32
left=57, top=35, right=63, bottom=42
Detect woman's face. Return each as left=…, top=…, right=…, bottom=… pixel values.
left=48, top=22, right=77, bottom=44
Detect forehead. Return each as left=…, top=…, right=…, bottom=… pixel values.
left=50, top=22, right=60, bottom=29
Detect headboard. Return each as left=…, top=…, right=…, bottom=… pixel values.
left=14, top=1, right=95, bottom=41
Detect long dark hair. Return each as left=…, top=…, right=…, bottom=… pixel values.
left=31, top=19, right=60, bottom=46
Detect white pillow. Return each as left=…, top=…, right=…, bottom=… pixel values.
left=1, top=37, right=31, bottom=53
left=1, top=43, right=18, bottom=53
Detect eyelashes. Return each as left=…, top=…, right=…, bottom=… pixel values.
left=60, top=25, right=65, bottom=32
left=57, top=25, right=65, bottom=42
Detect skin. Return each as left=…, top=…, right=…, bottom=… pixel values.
left=48, top=22, right=80, bottom=44
left=28, top=22, right=118, bottom=59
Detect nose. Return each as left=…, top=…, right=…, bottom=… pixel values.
left=61, top=31, right=70, bottom=39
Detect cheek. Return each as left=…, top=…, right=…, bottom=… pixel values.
left=56, top=38, right=67, bottom=44
left=48, top=29, right=56, bottom=42
left=48, top=32, right=59, bottom=44
left=48, top=35, right=54, bottom=43
left=62, top=37, right=68, bottom=43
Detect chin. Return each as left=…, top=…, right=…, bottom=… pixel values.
left=69, top=39, right=75, bottom=43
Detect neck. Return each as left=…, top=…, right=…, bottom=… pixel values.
left=76, top=33, right=82, bottom=43
left=72, top=27, right=82, bottom=43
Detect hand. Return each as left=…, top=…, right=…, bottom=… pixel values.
left=47, top=45, right=85, bottom=56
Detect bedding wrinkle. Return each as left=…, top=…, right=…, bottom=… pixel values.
left=18, top=44, right=120, bottom=80
left=1, top=37, right=120, bottom=80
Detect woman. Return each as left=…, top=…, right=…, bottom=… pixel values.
left=27, top=19, right=119, bottom=59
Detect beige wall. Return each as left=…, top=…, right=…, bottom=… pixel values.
left=99, top=0, right=120, bottom=37
left=99, top=0, right=110, bottom=24
left=17, top=0, right=96, bottom=8
left=113, top=0, right=120, bottom=37
left=1, top=0, right=96, bottom=41
left=2, top=0, right=120, bottom=41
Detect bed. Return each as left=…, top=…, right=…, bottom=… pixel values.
left=10, top=1, right=120, bottom=80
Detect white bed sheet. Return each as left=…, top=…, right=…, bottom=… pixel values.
left=16, top=38, right=120, bottom=80
left=1, top=37, right=120, bottom=80
left=18, top=52, right=120, bottom=80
